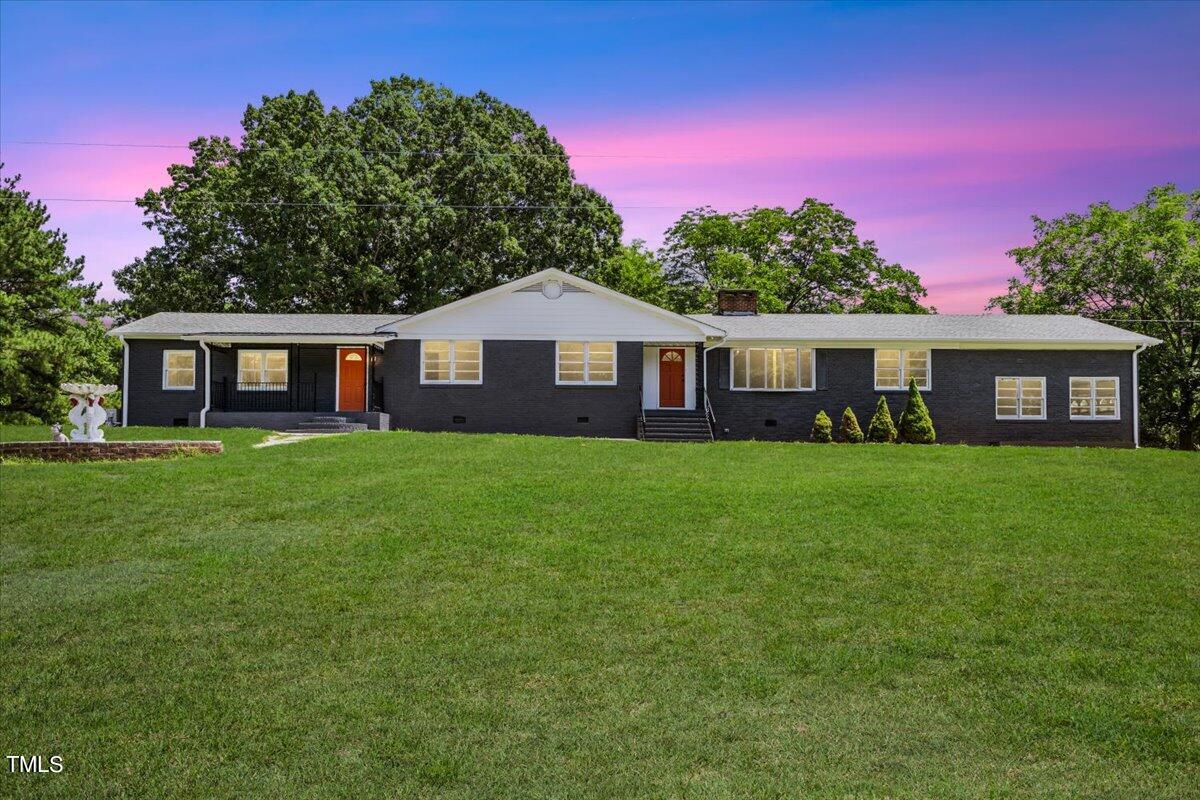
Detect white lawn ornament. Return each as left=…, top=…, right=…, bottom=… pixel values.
left=50, top=423, right=68, bottom=443
left=61, top=383, right=118, bottom=442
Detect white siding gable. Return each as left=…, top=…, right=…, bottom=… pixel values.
left=386, top=274, right=710, bottom=341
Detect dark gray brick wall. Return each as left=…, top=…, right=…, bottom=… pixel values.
left=705, top=347, right=1135, bottom=446
left=125, top=339, right=206, bottom=426
left=379, top=340, right=642, bottom=438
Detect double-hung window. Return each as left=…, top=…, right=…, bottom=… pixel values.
left=1070, top=377, right=1119, bottom=420
left=874, top=349, right=930, bottom=390
left=162, top=350, right=196, bottom=390
left=995, top=376, right=1045, bottom=420
left=421, top=340, right=482, bottom=384
left=238, top=350, right=288, bottom=390
left=557, top=342, right=616, bottom=385
left=730, top=347, right=814, bottom=391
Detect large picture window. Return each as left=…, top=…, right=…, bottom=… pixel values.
left=730, top=347, right=814, bottom=391
left=421, top=340, right=482, bottom=384
left=162, top=350, right=196, bottom=390
left=1070, top=377, right=1119, bottom=420
left=557, top=342, right=616, bottom=385
left=238, top=350, right=288, bottom=390
left=996, top=376, right=1045, bottom=420
left=875, top=349, right=930, bottom=390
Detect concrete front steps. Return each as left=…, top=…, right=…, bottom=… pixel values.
left=285, top=415, right=369, bottom=434
left=640, top=409, right=713, bottom=442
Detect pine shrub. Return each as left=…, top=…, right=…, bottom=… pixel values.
left=898, top=377, right=936, bottom=444
left=838, top=407, right=864, bottom=443
left=867, top=396, right=897, bottom=443
left=811, top=410, right=833, bottom=443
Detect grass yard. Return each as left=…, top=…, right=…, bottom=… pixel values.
left=1, top=426, right=1197, bottom=799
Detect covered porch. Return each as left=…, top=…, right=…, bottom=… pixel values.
left=189, top=335, right=391, bottom=429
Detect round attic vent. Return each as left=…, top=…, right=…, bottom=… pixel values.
left=541, top=279, right=564, bottom=300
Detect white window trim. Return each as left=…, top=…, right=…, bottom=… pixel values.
left=237, top=349, right=289, bottom=391
left=1070, top=376, right=1121, bottom=421
left=419, top=340, right=483, bottom=385
left=556, top=341, right=618, bottom=386
left=874, top=348, right=932, bottom=392
left=995, top=376, right=1047, bottom=421
left=728, top=347, right=815, bottom=392
left=161, top=349, right=196, bottom=391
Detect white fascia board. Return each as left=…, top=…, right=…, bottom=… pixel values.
left=377, top=268, right=725, bottom=338
left=178, top=334, right=393, bottom=344
left=716, top=338, right=1145, bottom=350
left=386, top=332, right=705, bottom=342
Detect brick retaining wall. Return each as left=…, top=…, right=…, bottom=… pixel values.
left=0, top=440, right=223, bottom=462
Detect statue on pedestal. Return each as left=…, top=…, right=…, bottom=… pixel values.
left=60, top=383, right=118, bottom=442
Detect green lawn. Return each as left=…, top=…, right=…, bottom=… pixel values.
left=2, top=426, right=1197, bottom=799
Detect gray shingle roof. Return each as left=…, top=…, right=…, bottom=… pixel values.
left=109, top=310, right=1158, bottom=347
left=109, top=312, right=407, bottom=337
left=688, top=314, right=1159, bottom=346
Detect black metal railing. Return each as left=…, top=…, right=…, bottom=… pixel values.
left=211, top=378, right=316, bottom=412
left=704, top=394, right=717, bottom=440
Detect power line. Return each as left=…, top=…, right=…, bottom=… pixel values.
left=33, top=196, right=691, bottom=210
left=1, top=138, right=680, bottom=160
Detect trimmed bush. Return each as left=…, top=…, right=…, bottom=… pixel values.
left=811, top=410, right=833, bottom=443
left=898, top=377, right=936, bottom=444
left=839, top=407, right=864, bottom=443
left=867, top=396, right=897, bottom=443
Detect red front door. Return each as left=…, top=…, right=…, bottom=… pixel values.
left=658, top=348, right=685, bottom=408
left=338, top=348, right=367, bottom=412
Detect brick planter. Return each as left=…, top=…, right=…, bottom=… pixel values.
left=0, top=440, right=222, bottom=462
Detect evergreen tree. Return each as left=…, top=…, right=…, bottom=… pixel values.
left=811, top=410, right=833, bottom=443
left=866, top=396, right=897, bottom=443
left=0, top=169, right=119, bottom=423
left=838, top=406, right=864, bottom=443
left=898, top=378, right=936, bottom=444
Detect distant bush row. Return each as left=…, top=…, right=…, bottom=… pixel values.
left=811, top=379, right=935, bottom=444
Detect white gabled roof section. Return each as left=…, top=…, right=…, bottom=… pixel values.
left=376, top=268, right=725, bottom=341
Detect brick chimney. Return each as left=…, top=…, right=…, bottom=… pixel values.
left=716, top=289, right=758, bottom=315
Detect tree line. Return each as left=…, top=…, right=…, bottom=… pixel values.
left=1, top=76, right=1196, bottom=448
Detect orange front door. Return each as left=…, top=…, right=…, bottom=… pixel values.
left=337, top=348, right=367, bottom=412
left=658, top=348, right=685, bottom=408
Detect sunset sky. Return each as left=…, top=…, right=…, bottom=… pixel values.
left=2, top=0, right=1197, bottom=312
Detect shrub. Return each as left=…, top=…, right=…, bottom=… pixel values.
left=898, top=377, right=936, bottom=444
left=811, top=410, right=833, bottom=443
left=838, top=407, right=864, bottom=443
left=866, top=396, right=897, bottom=443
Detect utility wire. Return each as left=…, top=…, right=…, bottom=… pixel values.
left=34, top=197, right=691, bottom=210
left=1, top=139, right=681, bottom=160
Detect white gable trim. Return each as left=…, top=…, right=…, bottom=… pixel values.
left=375, top=268, right=724, bottom=338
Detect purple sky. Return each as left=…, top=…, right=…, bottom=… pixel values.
left=2, top=1, right=1197, bottom=312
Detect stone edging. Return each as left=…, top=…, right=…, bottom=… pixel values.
left=0, top=441, right=223, bottom=462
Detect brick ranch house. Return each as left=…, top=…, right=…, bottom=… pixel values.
left=108, top=268, right=1159, bottom=446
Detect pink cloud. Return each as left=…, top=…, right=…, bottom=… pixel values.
left=3, top=114, right=240, bottom=295
left=552, top=85, right=1197, bottom=312
left=5, top=87, right=1195, bottom=312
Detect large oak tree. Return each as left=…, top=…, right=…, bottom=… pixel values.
left=990, top=185, right=1199, bottom=450
left=115, top=76, right=623, bottom=317
left=655, top=203, right=931, bottom=315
